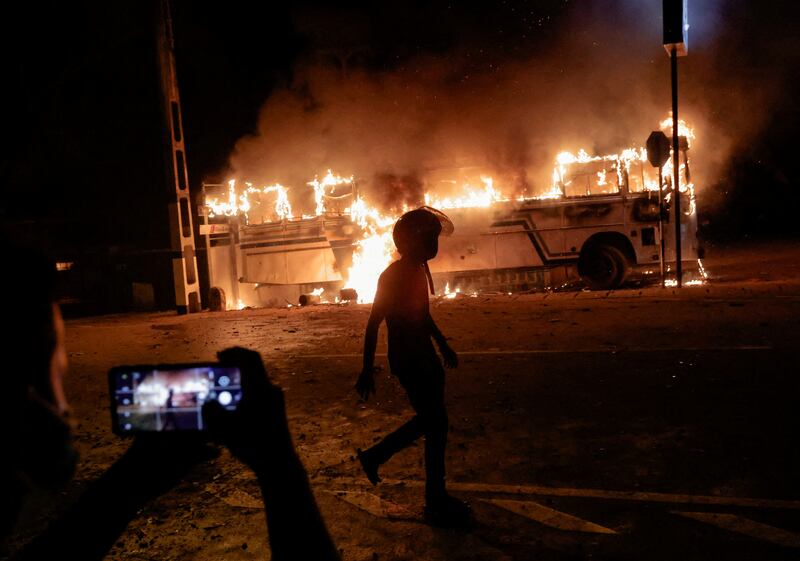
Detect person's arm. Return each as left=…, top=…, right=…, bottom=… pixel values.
left=428, top=313, right=458, bottom=369
left=355, top=276, right=387, bottom=401
left=12, top=435, right=215, bottom=561
left=361, top=308, right=383, bottom=376
left=205, top=348, right=340, bottom=561
left=252, top=442, right=339, bottom=561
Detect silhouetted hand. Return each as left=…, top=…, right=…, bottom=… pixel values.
left=355, top=366, right=378, bottom=401
left=440, top=342, right=459, bottom=369
left=203, top=347, right=292, bottom=472
left=115, top=432, right=218, bottom=498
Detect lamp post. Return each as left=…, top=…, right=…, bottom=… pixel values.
left=663, top=0, right=688, bottom=287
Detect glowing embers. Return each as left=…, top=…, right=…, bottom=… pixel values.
left=663, top=260, right=708, bottom=287
left=441, top=282, right=478, bottom=299
left=443, top=282, right=460, bottom=299
left=697, top=259, right=709, bottom=281
left=665, top=278, right=705, bottom=287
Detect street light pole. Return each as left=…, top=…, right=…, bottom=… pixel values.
left=671, top=46, right=682, bottom=287
left=658, top=164, right=666, bottom=286
left=663, top=0, right=688, bottom=287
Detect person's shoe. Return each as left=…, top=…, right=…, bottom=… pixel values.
left=356, top=448, right=381, bottom=485
left=424, top=493, right=472, bottom=528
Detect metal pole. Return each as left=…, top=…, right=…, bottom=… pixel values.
left=657, top=166, right=666, bottom=287
left=200, top=183, right=214, bottom=291
left=671, top=46, right=682, bottom=287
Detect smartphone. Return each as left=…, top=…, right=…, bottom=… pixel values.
left=109, top=362, right=242, bottom=435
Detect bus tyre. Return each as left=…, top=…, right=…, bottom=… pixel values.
left=209, top=287, right=226, bottom=312
left=579, top=244, right=629, bottom=290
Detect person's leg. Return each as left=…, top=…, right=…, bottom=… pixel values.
left=362, top=414, right=425, bottom=466
left=358, top=372, right=428, bottom=484
left=402, top=366, right=448, bottom=503
left=406, top=361, right=471, bottom=526
left=357, top=359, right=455, bottom=511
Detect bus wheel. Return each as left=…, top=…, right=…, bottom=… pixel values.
left=579, top=244, right=628, bottom=290
left=209, top=287, right=226, bottom=311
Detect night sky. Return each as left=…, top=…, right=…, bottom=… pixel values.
left=2, top=0, right=799, bottom=253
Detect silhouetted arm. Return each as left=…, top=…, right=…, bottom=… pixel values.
left=205, top=348, right=340, bottom=561
left=252, top=445, right=339, bottom=561
left=428, top=313, right=458, bottom=369
left=12, top=436, right=214, bottom=561
left=427, top=313, right=447, bottom=347
left=356, top=275, right=388, bottom=400
left=361, top=306, right=384, bottom=374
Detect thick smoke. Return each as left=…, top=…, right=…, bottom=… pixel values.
left=225, top=0, right=795, bottom=216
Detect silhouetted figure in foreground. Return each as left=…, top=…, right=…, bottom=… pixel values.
left=0, top=236, right=339, bottom=560
left=355, top=207, right=471, bottom=527
left=206, top=347, right=341, bottom=561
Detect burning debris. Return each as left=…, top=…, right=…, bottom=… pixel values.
left=298, top=287, right=325, bottom=306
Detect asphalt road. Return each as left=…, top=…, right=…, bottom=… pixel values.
left=5, top=241, right=800, bottom=560
left=289, top=349, right=800, bottom=561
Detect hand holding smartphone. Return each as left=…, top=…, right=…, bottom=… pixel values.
left=108, top=363, right=242, bottom=435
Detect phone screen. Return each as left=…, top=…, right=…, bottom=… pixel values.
left=110, top=364, right=242, bottom=434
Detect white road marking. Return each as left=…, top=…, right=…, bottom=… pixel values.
left=204, top=484, right=262, bottom=509
left=326, top=490, right=417, bottom=520
left=292, top=345, right=773, bottom=358
left=484, top=498, right=616, bottom=534
left=674, top=511, right=800, bottom=547
left=316, top=477, right=800, bottom=510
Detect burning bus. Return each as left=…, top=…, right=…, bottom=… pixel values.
left=201, top=120, right=702, bottom=309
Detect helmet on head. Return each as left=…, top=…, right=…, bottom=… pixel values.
left=392, top=206, right=454, bottom=257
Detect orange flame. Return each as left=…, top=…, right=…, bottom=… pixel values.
left=308, top=170, right=354, bottom=215
left=424, top=176, right=505, bottom=209
left=206, top=180, right=292, bottom=223
left=208, top=115, right=697, bottom=305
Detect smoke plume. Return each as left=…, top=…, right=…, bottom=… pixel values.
left=224, top=0, right=796, bottom=216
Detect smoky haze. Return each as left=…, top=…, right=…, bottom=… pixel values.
left=223, top=0, right=794, bottom=215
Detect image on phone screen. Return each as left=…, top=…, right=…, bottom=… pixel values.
left=112, top=365, right=242, bottom=432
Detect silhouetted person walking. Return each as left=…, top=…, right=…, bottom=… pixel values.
left=355, top=206, right=471, bottom=527
left=162, top=388, right=177, bottom=430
